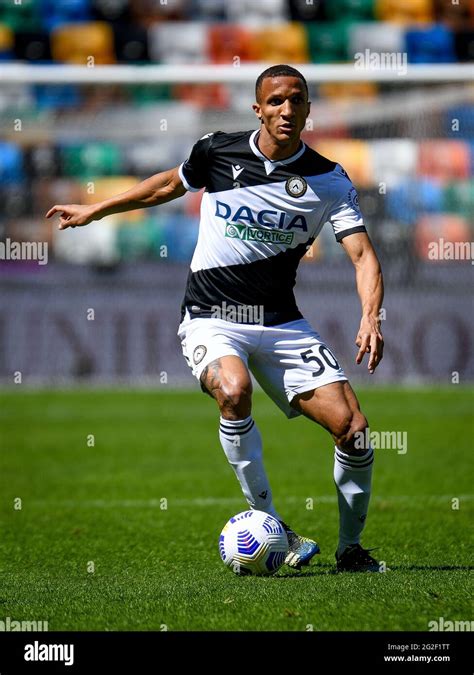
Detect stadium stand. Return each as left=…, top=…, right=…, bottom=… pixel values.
left=0, top=0, right=472, bottom=266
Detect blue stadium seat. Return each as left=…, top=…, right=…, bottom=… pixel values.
left=405, top=25, right=456, bottom=64
left=0, top=142, right=24, bottom=183
left=161, top=215, right=199, bottom=262
left=39, top=0, right=91, bottom=31
left=33, top=84, right=82, bottom=109
left=445, top=105, right=474, bottom=140
left=386, top=178, right=444, bottom=226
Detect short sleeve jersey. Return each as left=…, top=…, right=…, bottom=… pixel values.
left=179, top=130, right=366, bottom=326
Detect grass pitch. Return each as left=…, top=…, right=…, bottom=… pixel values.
left=0, top=386, right=472, bottom=631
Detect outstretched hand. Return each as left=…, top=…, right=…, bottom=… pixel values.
left=46, top=204, right=95, bottom=230
left=355, top=316, right=384, bottom=374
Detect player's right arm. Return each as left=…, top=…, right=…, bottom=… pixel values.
left=46, top=165, right=186, bottom=230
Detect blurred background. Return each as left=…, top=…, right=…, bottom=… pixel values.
left=0, top=0, right=472, bottom=385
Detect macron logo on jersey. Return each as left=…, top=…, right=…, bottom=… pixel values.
left=215, top=200, right=308, bottom=231
left=232, top=164, right=244, bottom=180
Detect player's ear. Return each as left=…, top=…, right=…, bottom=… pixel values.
left=252, top=103, right=262, bottom=121
left=307, top=100, right=311, bottom=117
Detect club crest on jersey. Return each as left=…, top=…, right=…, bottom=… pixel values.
left=285, top=176, right=307, bottom=198
left=348, top=186, right=360, bottom=210
left=193, top=345, right=207, bottom=365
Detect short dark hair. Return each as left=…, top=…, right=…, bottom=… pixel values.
left=255, top=64, right=308, bottom=102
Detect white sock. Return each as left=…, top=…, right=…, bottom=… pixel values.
left=219, top=416, right=280, bottom=519
left=334, top=445, right=374, bottom=557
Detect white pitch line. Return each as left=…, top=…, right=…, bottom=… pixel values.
left=27, top=495, right=474, bottom=508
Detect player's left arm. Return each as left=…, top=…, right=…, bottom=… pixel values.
left=341, top=232, right=384, bottom=374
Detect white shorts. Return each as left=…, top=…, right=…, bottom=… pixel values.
left=177, top=314, right=347, bottom=419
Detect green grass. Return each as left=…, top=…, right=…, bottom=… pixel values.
left=0, top=387, right=472, bottom=631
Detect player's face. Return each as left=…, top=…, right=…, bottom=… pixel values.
left=253, top=76, right=310, bottom=146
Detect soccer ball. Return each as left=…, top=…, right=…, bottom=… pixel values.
left=219, top=510, right=289, bottom=576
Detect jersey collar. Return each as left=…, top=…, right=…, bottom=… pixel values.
left=249, top=129, right=306, bottom=175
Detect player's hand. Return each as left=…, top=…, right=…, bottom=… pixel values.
left=46, top=204, right=96, bottom=230
left=355, top=316, right=384, bottom=374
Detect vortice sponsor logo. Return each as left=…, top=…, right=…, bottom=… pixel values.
left=225, top=222, right=294, bottom=244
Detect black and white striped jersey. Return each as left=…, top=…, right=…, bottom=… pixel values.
left=178, top=129, right=366, bottom=326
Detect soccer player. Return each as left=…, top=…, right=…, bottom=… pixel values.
left=46, top=65, right=384, bottom=572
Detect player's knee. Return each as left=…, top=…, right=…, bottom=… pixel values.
left=219, top=379, right=253, bottom=419
left=334, top=411, right=369, bottom=454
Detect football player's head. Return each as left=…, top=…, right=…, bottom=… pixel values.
left=253, top=65, right=311, bottom=145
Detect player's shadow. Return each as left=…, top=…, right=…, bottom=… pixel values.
left=386, top=564, right=474, bottom=572
left=277, top=563, right=474, bottom=578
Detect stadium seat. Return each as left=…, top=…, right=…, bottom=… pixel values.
left=113, top=22, right=148, bottom=63
left=51, top=22, right=116, bottom=64
left=445, top=105, right=474, bottom=140
left=33, top=84, right=82, bottom=109
left=443, top=180, right=474, bottom=220
left=172, top=83, right=229, bottom=109
left=148, top=21, right=207, bottom=64
left=306, top=21, right=352, bottom=63
left=161, top=215, right=199, bottom=263
left=287, top=0, right=327, bottom=21
left=189, top=0, right=227, bottom=20
left=418, top=141, right=471, bottom=181
left=405, top=25, right=456, bottom=64
left=207, top=24, right=254, bottom=64
left=252, top=23, right=309, bottom=63
left=91, top=0, right=131, bottom=22
left=183, top=189, right=203, bottom=218
left=415, top=213, right=470, bottom=261
left=130, top=0, right=188, bottom=28
left=24, top=144, right=60, bottom=178
left=81, top=176, right=139, bottom=204
left=325, top=0, right=376, bottom=21
left=0, top=183, right=30, bottom=217
left=14, top=30, right=52, bottom=62
left=39, top=0, right=91, bottom=31
left=454, top=30, right=474, bottom=62
left=0, top=142, right=24, bottom=183
left=385, top=178, right=443, bottom=225
left=123, top=140, right=182, bottom=175
left=370, top=140, right=417, bottom=186
left=349, top=21, right=404, bottom=59
left=317, top=82, right=378, bottom=100
left=124, top=83, right=172, bottom=105
left=31, top=177, right=82, bottom=216
left=116, top=218, right=156, bottom=260
left=432, top=0, right=472, bottom=27
left=60, top=143, right=123, bottom=177
left=312, top=139, right=374, bottom=187
left=357, top=187, right=386, bottom=223
left=226, top=0, right=288, bottom=24
left=375, top=0, right=434, bottom=23
left=0, top=0, right=41, bottom=31
left=0, top=22, right=13, bottom=59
